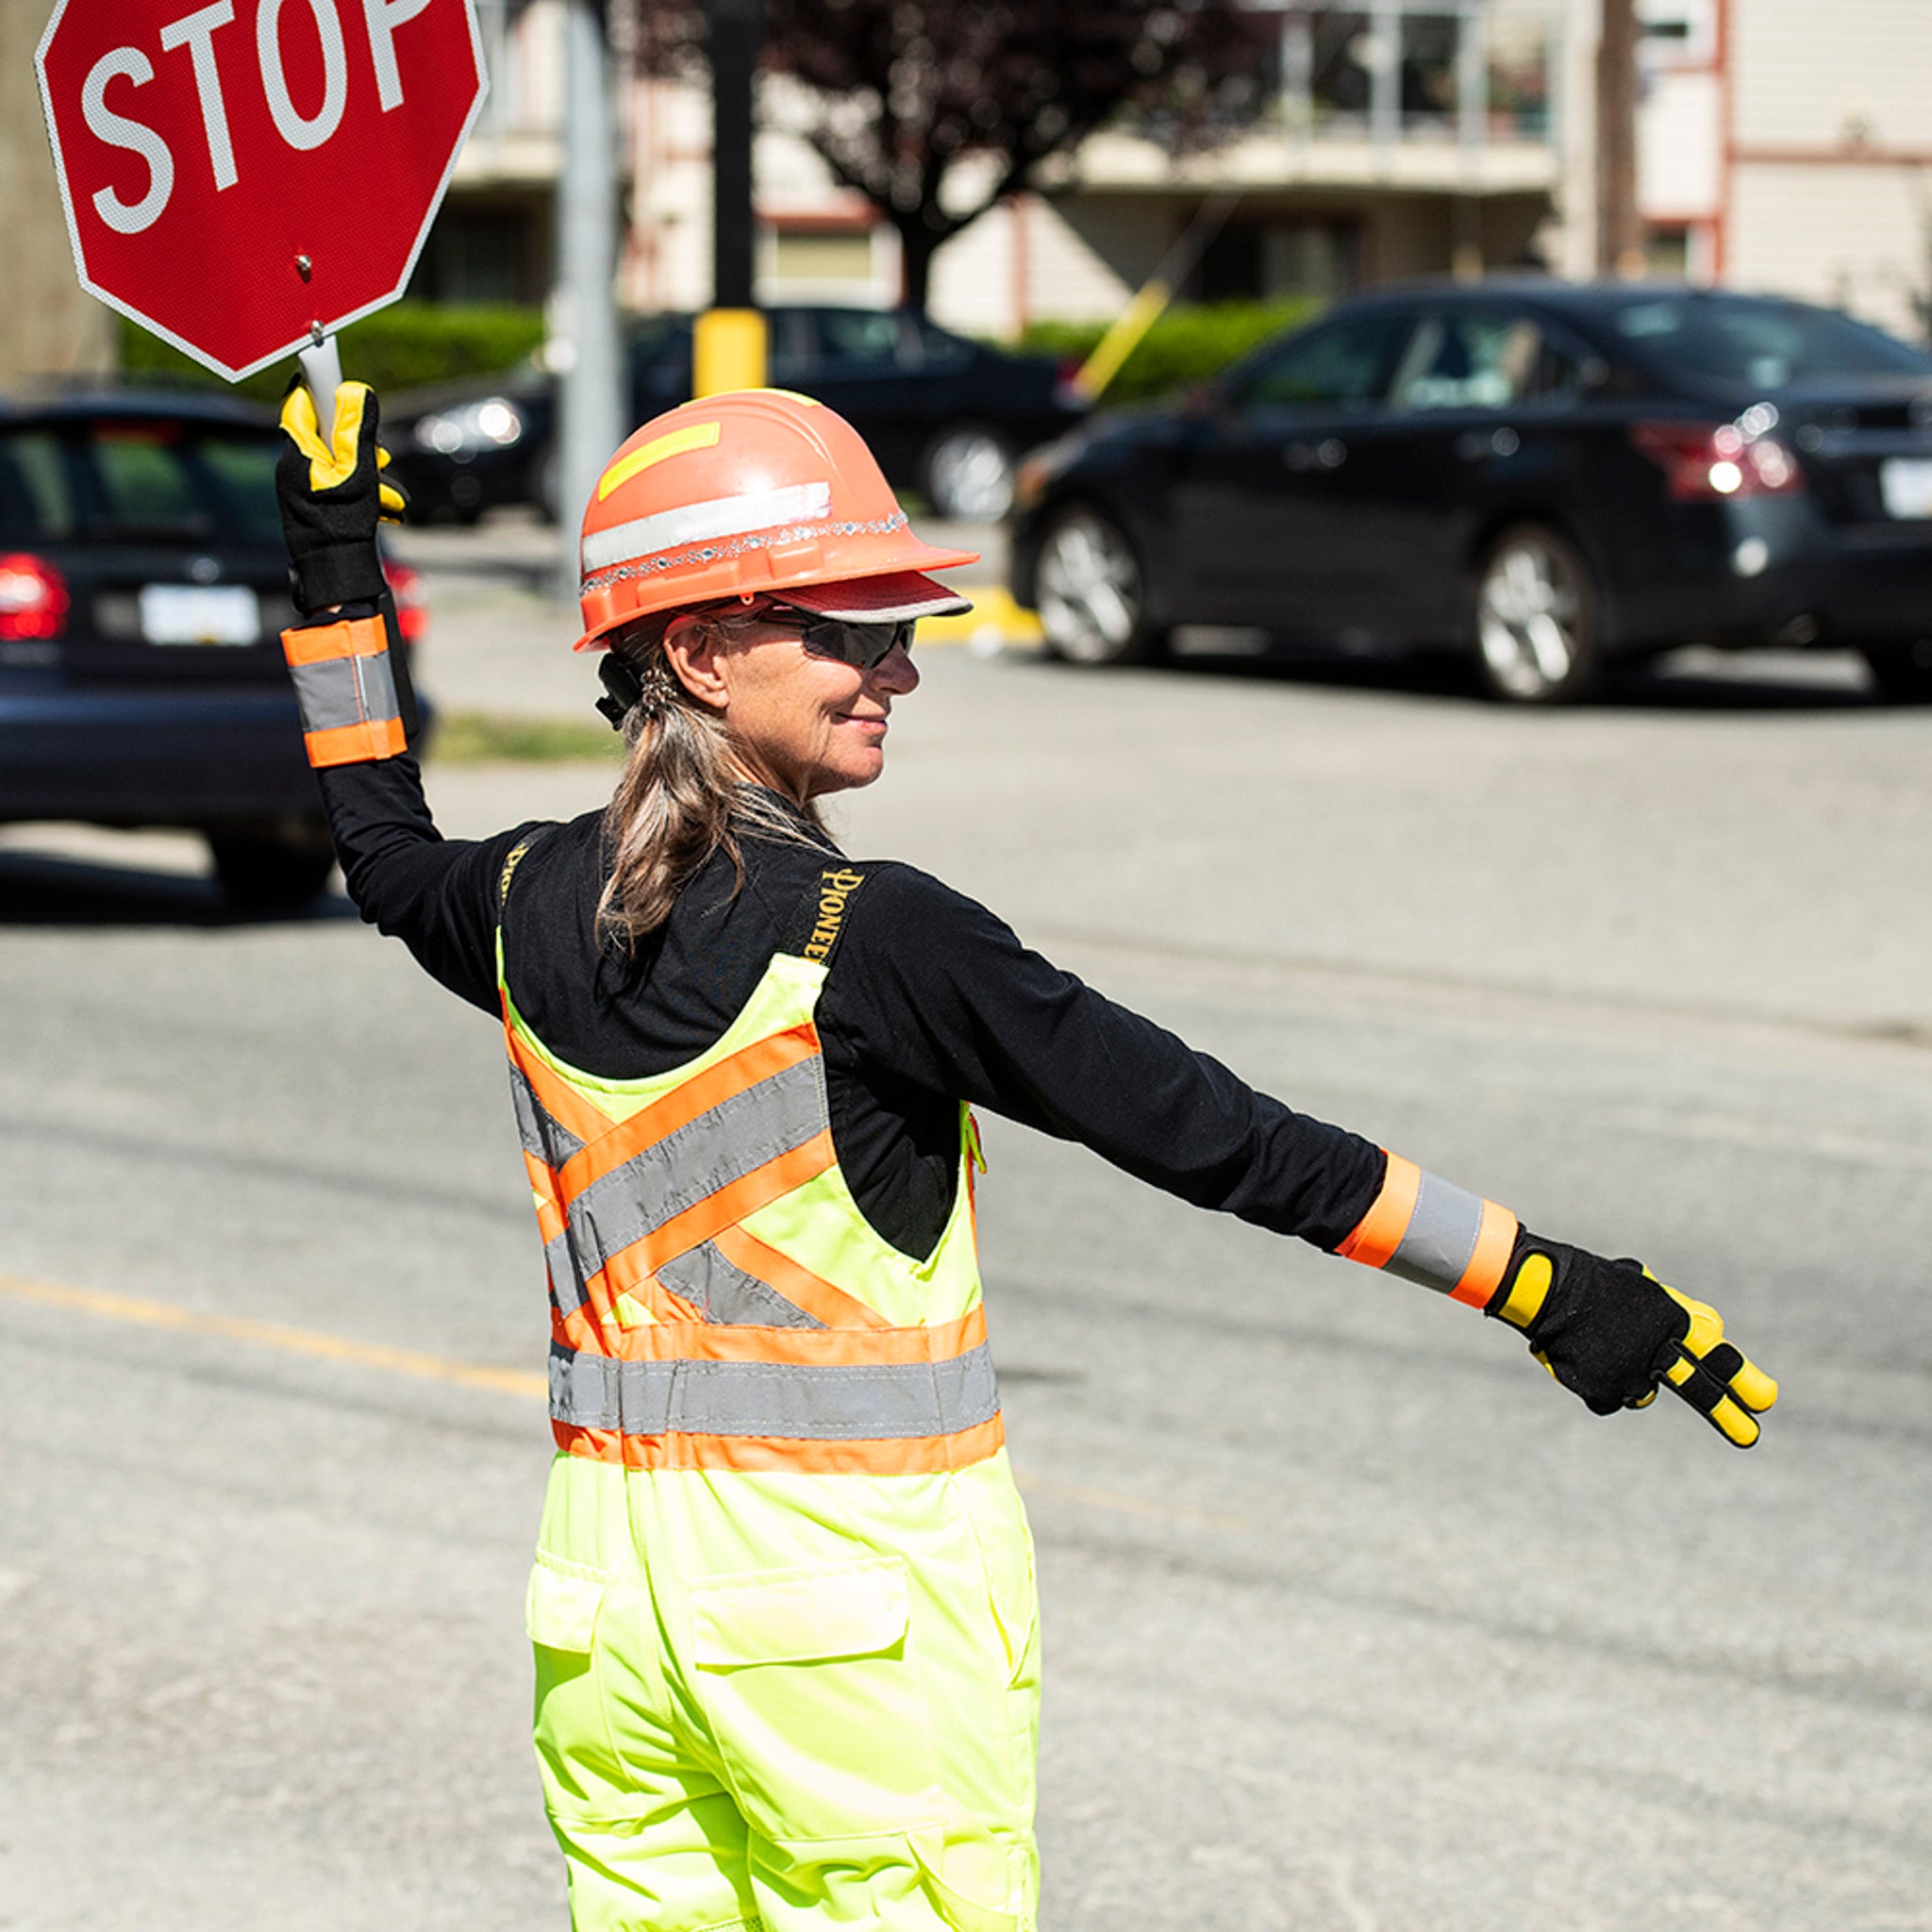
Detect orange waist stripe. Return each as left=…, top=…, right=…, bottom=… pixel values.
left=554, top=1413, right=1006, bottom=1475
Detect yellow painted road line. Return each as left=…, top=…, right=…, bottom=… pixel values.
left=0, top=1270, right=546, bottom=1400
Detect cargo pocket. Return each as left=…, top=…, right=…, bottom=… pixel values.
left=527, top=1550, right=608, bottom=1657
left=527, top=1550, right=624, bottom=1817
left=690, top=1556, right=943, bottom=1844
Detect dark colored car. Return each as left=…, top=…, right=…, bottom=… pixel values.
left=386, top=307, right=1088, bottom=525
left=1009, top=280, right=1932, bottom=702
left=0, top=385, right=425, bottom=908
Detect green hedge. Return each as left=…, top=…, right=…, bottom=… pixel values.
left=1018, top=296, right=1325, bottom=403
left=119, top=302, right=546, bottom=407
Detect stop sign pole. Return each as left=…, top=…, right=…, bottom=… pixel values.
left=36, top=0, right=489, bottom=418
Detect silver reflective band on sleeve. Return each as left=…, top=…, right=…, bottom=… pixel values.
left=657, top=1240, right=827, bottom=1329
left=563, top=1056, right=827, bottom=1278
left=288, top=648, right=400, bottom=735
left=548, top=1340, right=1001, bottom=1441
left=1384, top=1169, right=1490, bottom=1295
left=579, top=481, right=833, bottom=575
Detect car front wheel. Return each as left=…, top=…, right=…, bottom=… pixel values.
left=922, top=424, right=1016, bottom=522
left=1034, top=507, right=1161, bottom=666
left=1859, top=639, right=1932, bottom=703
left=1474, top=524, right=1599, bottom=703
left=208, top=831, right=337, bottom=911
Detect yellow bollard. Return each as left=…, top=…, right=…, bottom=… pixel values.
left=692, top=308, right=769, bottom=397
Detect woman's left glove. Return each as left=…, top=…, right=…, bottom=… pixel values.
left=1488, top=1230, right=1779, bottom=1447
left=276, top=380, right=408, bottom=616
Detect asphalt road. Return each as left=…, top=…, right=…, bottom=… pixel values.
left=2, top=533, right=1929, bottom=1931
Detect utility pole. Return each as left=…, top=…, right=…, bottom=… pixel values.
left=1595, top=0, right=1643, bottom=277
left=556, top=0, right=626, bottom=595
left=694, top=0, right=766, bottom=395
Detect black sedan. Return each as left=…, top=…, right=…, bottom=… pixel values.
left=0, top=385, right=425, bottom=908
left=1010, top=280, right=1932, bottom=702
left=386, top=307, right=1088, bottom=525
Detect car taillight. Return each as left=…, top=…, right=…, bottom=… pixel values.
left=0, top=553, right=69, bottom=640
left=1053, top=357, right=1091, bottom=411
left=383, top=558, right=429, bottom=643
left=1629, top=420, right=1805, bottom=501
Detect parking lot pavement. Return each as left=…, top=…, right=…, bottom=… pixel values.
left=4, top=572, right=1930, bottom=1930
left=392, top=509, right=1015, bottom=721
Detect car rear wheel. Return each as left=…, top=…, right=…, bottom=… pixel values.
left=1859, top=639, right=1932, bottom=703
left=923, top=424, right=1016, bottom=522
left=208, top=831, right=337, bottom=911
left=1474, top=524, right=1599, bottom=703
left=1034, top=508, right=1161, bottom=666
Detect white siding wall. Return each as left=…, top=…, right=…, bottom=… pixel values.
left=1640, top=68, right=1722, bottom=219
left=1733, top=0, right=1932, bottom=149
left=1729, top=162, right=1929, bottom=337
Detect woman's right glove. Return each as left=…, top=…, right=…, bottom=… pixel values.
left=1335, top=1153, right=1778, bottom=1446
left=1488, top=1230, right=1777, bottom=1446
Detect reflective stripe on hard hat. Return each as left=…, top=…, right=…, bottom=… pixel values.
left=281, top=615, right=406, bottom=767
left=580, top=481, right=833, bottom=577
left=1338, top=1152, right=1519, bottom=1307
left=549, top=1336, right=999, bottom=1442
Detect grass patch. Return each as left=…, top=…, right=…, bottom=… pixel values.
left=428, top=710, right=623, bottom=764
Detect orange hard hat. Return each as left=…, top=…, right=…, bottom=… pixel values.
left=575, top=388, right=979, bottom=651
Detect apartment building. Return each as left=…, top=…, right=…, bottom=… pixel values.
left=388, top=0, right=1932, bottom=341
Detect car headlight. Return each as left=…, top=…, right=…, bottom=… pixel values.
left=412, top=397, right=525, bottom=457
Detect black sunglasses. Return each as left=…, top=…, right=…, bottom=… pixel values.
left=766, top=604, right=915, bottom=670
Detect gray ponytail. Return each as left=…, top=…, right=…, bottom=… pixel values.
left=597, top=609, right=824, bottom=945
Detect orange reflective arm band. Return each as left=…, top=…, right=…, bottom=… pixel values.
left=281, top=615, right=407, bottom=768
left=1337, top=1151, right=1520, bottom=1307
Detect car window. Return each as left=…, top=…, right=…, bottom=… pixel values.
left=1609, top=294, right=1932, bottom=388
left=0, top=431, right=78, bottom=542
left=766, top=309, right=815, bottom=387
left=0, top=421, right=285, bottom=544
left=1391, top=311, right=1576, bottom=409
left=811, top=308, right=906, bottom=370
left=1233, top=313, right=1417, bottom=413
left=915, top=319, right=974, bottom=373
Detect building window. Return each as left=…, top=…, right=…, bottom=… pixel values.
left=771, top=227, right=875, bottom=286
left=1195, top=218, right=1362, bottom=301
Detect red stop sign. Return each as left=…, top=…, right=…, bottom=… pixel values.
left=36, top=0, right=487, bottom=381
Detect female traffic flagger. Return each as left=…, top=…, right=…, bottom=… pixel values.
left=275, top=380, right=1776, bottom=1932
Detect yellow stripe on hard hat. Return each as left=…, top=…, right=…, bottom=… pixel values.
left=598, top=421, right=723, bottom=501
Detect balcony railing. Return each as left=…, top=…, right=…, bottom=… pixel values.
left=1267, top=1, right=1558, bottom=147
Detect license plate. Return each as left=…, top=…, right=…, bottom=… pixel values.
left=139, top=584, right=260, bottom=645
left=1879, top=458, right=1932, bottom=519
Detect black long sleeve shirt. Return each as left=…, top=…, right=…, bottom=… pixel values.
left=313, top=750, right=1384, bottom=1263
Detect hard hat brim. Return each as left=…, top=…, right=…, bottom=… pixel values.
left=773, top=570, right=974, bottom=624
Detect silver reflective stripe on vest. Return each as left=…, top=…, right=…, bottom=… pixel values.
left=1383, top=1169, right=1490, bottom=1294
left=288, top=649, right=400, bottom=735
left=509, top=1063, right=587, bottom=1167
left=564, top=1055, right=826, bottom=1276
left=549, top=1339, right=999, bottom=1441
left=545, top=1228, right=589, bottom=1314
left=657, top=1240, right=826, bottom=1329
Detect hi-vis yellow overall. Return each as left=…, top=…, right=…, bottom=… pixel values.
left=501, top=864, right=1040, bottom=1932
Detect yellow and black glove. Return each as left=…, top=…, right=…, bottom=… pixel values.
left=276, top=380, right=407, bottom=617
left=1488, top=1231, right=1778, bottom=1447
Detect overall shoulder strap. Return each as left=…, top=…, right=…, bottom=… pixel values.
left=779, top=861, right=870, bottom=969
left=497, top=824, right=556, bottom=914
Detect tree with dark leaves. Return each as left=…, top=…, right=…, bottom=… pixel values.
left=638, top=0, right=1274, bottom=313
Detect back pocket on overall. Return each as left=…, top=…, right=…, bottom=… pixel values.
left=691, top=1556, right=942, bottom=1844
